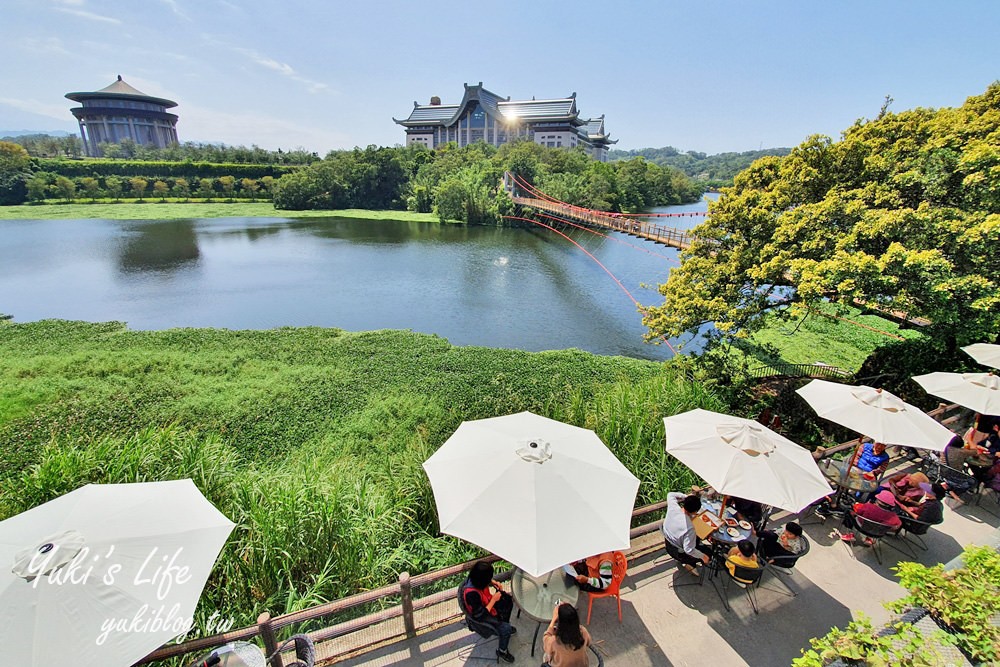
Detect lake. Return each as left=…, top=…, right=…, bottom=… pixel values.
left=0, top=197, right=714, bottom=360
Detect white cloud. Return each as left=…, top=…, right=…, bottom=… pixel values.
left=19, top=36, right=72, bottom=56
left=51, top=0, right=85, bottom=5
left=157, top=0, right=190, bottom=21
left=232, top=47, right=330, bottom=95
left=55, top=7, right=123, bottom=24
left=0, top=97, right=74, bottom=121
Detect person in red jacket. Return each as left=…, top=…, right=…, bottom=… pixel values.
left=841, top=489, right=901, bottom=543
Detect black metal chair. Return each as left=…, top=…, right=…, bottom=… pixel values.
left=713, top=557, right=765, bottom=614
left=265, top=634, right=315, bottom=667
left=899, top=510, right=943, bottom=551
left=925, top=458, right=980, bottom=503
left=844, top=511, right=898, bottom=565
left=456, top=584, right=500, bottom=663
left=760, top=533, right=810, bottom=598
left=976, top=483, right=1000, bottom=517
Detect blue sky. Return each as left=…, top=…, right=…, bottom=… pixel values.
left=2, top=0, right=998, bottom=154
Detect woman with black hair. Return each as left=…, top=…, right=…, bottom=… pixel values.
left=542, top=602, right=591, bottom=667
left=460, top=561, right=516, bottom=663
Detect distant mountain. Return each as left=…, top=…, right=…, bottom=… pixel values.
left=0, top=130, right=73, bottom=138
left=609, top=146, right=791, bottom=185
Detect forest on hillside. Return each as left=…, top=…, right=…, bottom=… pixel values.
left=609, top=146, right=791, bottom=185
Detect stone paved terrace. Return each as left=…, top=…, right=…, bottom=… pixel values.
left=323, top=488, right=999, bottom=667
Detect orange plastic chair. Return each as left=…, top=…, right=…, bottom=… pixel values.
left=586, top=551, right=627, bottom=624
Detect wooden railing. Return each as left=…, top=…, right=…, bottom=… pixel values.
left=136, top=500, right=671, bottom=667
left=136, top=401, right=966, bottom=667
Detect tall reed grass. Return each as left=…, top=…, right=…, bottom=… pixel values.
left=0, top=321, right=725, bottom=636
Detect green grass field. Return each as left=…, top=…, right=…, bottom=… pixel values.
left=0, top=200, right=440, bottom=222
left=0, top=320, right=721, bottom=632
left=734, top=303, right=925, bottom=374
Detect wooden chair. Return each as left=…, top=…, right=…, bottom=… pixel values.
left=586, top=551, right=627, bottom=624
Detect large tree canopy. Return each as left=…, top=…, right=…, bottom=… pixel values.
left=645, top=83, right=1000, bottom=347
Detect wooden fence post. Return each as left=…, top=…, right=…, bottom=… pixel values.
left=399, top=571, right=417, bottom=639
left=258, top=612, right=283, bottom=667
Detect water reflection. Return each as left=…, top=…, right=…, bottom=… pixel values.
left=1, top=202, right=709, bottom=360
left=117, top=219, right=200, bottom=274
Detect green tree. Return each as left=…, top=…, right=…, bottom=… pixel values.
left=105, top=176, right=123, bottom=202
left=218, top=175, right=236, bottom=201
left=26, top=175, right=50, bottom=202
left=172, top=177, right=190, bottom=201
left=153, top=180, right=169, bottom=202
left=644, top=83, right=1000, bottom=351
left=80, top=177, right=100, bottom=202
left=197, top=178, right=215, bottom=201
left=260, top=175, right=276, bottom=199
left=53, top=176, right=76, bottom=202
left=129, top=177, right=148, bottom=201
left=240, top=177, right=258, bottom=201
left=0, top=140, right=31, bottom=205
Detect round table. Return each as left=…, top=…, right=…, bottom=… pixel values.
left=701, top=499, right=754, bottom=546
left=511, top=568, right=580, bottom=657
left=819, top=458, right=880, bottom=507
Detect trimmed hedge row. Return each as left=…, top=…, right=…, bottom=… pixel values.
left=33, top=158, right=299, bottom=180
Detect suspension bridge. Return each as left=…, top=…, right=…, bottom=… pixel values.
left=502, top=171, right=704, bottom=250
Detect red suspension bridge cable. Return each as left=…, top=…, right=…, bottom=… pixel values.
left=504, top=214, right=678, bottom=355
left=534, top=212, right=680, bottom=264
left=509, top=172, right=708, bottom=219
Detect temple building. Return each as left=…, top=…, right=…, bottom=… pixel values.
left=394, top=82, right=616, bottom=161
left=66, top=76, right=179, bottom=156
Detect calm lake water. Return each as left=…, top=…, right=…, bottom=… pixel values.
left=0, top=197, right=715, bottom=360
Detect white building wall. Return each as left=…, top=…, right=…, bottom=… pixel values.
left=406, top=133, right=434, bottom=149
left=532, top=130, right=576, bottom=148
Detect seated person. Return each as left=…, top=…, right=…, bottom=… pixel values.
left=842, top=489, right=902, bottom=543
left=730, top=496, right=764, bottom=527
left=689, top=484, right=720, bottom=501
left=984, top=420, right=1000, bottom=457
left=881, top=471, right=930, bottom=507
left=851, top=439, right=891, bottom=478
left=757, top=522, right=805, bottom=563
left=661, top=492, right=713, bottom=577
left=984, top=460, right=1000, bottom=494
left=565, top=552, right=613, bottom=593
left=459, top=560, right=516, bottom=663
left=897, top=482, right=945, bottom=525
left=725, top=539, right=759, bottom=583
left=542, top=602, right=591, bottom=667
left=938, top=435, right=979, bottom=501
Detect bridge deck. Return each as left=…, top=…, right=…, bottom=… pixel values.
left=513, top=196, right=693, bottom=251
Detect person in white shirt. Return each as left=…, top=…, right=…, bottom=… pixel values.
left=661, top=492, right=712, bottom=576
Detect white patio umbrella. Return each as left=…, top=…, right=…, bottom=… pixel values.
left=663, top=409, right=832, bottom=513
left=0, top=479, right=235, bottom=667
left=913, top=371, right=1000, bottom=416
left=796, top=379, right=955, bottom=451
left=963, top=343, right=1000, bottom=370
left=422, top=411, right=639, bottom=577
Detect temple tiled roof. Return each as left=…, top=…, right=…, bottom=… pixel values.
left=395, top=83, right=583, bottom=127
left=66, top=75, right=177, bottom=108
left=578, top=116, right=617, bottom=144
left=497, top=99, right=576, bottom=120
